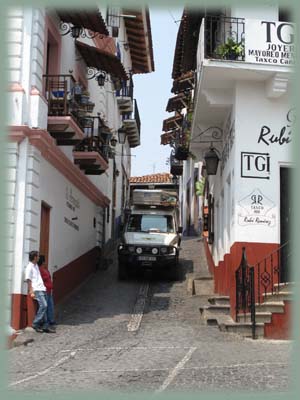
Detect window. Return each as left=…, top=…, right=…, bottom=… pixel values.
left=127, top=214, right=174, bottom=233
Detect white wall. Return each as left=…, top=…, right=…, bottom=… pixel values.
left=39, top=158, right=98, bottom=275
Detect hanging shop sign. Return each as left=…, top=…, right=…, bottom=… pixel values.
left=237, top=188, right=276, bottom=227
left=64, top=186, right=80, bottom=231
left=241, top=152, right=270, bottom=179
left=245, top=19, right=295, bottom=65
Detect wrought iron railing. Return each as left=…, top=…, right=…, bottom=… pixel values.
left=74, top=116, right=108, bottom=161
left=170, top=151, right=183, bottom=176
left=204, top=15, right=245, bottom=60
left=235, top=247, right=256, bottom=339
left=236, top=242, right=291, bottom=339
left=122, top=99, right=141, bottom=137
left=43, top=74, right=96, bottom=130
left=116, top=76, right=133, bottom=99
left=255, top=241, right=290, bottom=304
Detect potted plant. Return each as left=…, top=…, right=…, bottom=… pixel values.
left=216, top=37, right=244, bottom=60
left=175, top=145, right=189, bottom=160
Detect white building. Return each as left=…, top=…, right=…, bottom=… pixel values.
left=164, top=4, right=294, bottom=339
left=6, top=6, right=154, bottom=331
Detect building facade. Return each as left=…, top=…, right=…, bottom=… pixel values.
left=162, top=4, right=294, bottom=338
left=6, top=6, right=154, bottom=331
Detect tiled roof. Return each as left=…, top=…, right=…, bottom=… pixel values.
left=130, top=173, right=173, bottom=184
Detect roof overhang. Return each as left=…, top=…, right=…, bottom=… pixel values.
left=75, top=40, right=128, bottom=80
left=57, top=9, right=109, bottom=36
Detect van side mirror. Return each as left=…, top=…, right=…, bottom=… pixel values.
left=178, top=226, right=183, bottom=234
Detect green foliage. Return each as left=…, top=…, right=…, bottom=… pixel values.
left=195, top=178, right=205, bottom=196
left=216, top=37, right=244, bottom=59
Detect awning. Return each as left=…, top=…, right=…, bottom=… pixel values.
left=162, top=114, right=183, bottom=132
left=160, top=131, right=178, bottom=145
left=75, top=41, right=128, bottom=81
left=123, top=7, right=155, bottom=74
left=57, top=9, right=109, bottom=36
left=166, top=93, right=190, bottom=112
left=171, top=71, right=195, bottom=94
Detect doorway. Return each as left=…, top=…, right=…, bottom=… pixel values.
left=280, top=167, right=291, bottom=282
left=40, top=202, right=51, bottom=267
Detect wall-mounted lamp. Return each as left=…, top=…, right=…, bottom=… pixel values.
left=96, top=71, right=107, bottom=87
left=204, top=145, right=220, bottom=175
left=110, top=136, right=118, bottom=147
left=117, top=127, right=127, bottom=144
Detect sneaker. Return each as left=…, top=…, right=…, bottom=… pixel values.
left=43, top=327, right=56, bottom=333
left=32, top=326, right=44, bottom=333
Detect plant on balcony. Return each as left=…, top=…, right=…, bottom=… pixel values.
left=175, top=145, right=189, bottom=160
left=216, top=37, right=244, bottom=60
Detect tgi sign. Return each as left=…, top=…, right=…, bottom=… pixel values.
left=241, top=152, right=270, bottom=179
left=245, top=19, right=295, bottom=65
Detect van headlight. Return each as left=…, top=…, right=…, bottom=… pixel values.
left=128, top=246, right=135, bottom=253
left=136, top=247, right=143, bottom=254
left=152, top=248, right=158, bottom=255
left=160, top=247, right=168, bottom=254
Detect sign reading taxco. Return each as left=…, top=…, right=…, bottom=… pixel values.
left=245, top=19, right=295, bottom=65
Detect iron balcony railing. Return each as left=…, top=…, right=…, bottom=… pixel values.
left=170, top=152, right=183, bottom=176
left=122, top=99, right=141, bottom=137
left=74, top=116, right=108, bottom=161
left=116, top=76, right=134, bottom=99
left=43, top=74, right=95, bottom=129
left=204, top=15, right=245, bottom=61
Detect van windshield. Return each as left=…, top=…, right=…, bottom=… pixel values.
left=127, top=214, right=175, bottom=233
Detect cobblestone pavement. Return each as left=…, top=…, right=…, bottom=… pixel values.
left=7, top=237, right=293, bottom=394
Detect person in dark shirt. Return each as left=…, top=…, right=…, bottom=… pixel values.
left=38, top=255, right=57, bottom=328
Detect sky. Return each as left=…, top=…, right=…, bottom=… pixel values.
left=130, top=7, right=183, bottom=177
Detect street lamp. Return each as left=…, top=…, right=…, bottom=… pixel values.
left=204, top=145, right=220, bottom=175
left=96, top=71, right=107, bottom=87
left=71, top=25, right=82, bottom=39
left=110, top=136, right=118, bottom=147
left=118, top=127, right=127, bottom=144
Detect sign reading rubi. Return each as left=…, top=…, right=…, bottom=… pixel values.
left=245, top=19, right=295, bottom=65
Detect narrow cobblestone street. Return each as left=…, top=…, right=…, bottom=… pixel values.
left=8, top=238, right=292, bottom=394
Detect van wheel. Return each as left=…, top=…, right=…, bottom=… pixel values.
left=118, top=263, right=128, bottom=280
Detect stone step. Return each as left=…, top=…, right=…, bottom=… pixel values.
left=237, top=312, right=272, bottom=324
left=262, top=291, right=293, bottom=303
left=255, top=301, right=285, bottom=314
left=273, top=282, right=296, bottom=293
left=200, top=304, right=230, bottom=316
left=194, top=278, right=214, bottom=296
left=219, top=321, right=265, bottom=338
left=208, top=296, right=230, bottom=306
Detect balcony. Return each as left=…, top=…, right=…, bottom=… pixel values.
left=170, top=152, right=183, bottom=176
left=122, top=99, right=141, bottom=148
left=73, top=116, right=109, bottom=175
left=43, top=74, right=96, bottom=145
left=116, top=76, right=134, bottom=114
left=162, top=112, right=183, bottom=132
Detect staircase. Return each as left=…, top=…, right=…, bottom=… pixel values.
left=199, top=283, right=293, bottom=339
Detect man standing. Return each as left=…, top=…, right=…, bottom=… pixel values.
left=38, top=255, right=56, bottom=327
left=25, top=251, right=55, bottom=333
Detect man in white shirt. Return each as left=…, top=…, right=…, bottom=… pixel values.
left=25, top=251, right=55, bottom=333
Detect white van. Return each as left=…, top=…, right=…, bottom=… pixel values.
left=118, top=190, right=182, bottom=280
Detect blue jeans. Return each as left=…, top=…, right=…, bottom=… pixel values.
left=46, top=293, right=55, bottom=325
left=33, top=290, right=48, bottom=329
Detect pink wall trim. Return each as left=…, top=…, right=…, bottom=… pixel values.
left=9, top=126, right=110, bottom=207
left=44, top=15, right=62, bottom=75
left=30, top=86, right=48, bottom=106
left=73, top=151, right=109, bottom=170
left=47, top=116, right=85, bottom=140
left=8, top=83, right=25, bottom=93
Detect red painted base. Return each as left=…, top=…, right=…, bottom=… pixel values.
left=264, top=301, right=292, bottom=339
